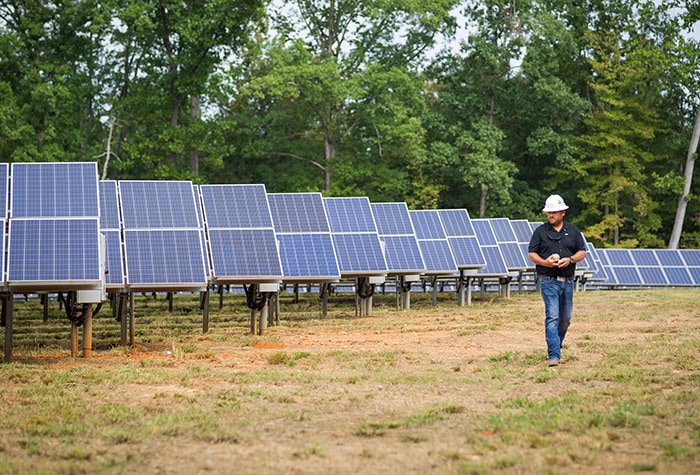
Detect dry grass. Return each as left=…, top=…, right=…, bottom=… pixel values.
left=0, top=287, right=698, bottom=474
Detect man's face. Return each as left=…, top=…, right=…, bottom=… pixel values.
left=547, top=211, right=565, bottom=226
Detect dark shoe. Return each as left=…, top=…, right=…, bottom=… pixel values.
left=548, top=358, right=560, bottom=367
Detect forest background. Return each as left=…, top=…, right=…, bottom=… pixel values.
left=0, top=0, right=699, bottom=249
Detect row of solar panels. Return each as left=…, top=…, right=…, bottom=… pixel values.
left=1, top=162, right=699, bottom=293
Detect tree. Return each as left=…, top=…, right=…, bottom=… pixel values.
left=669, top=104, right=700, bottom=248
left=231, top=0, right=457, bottom=196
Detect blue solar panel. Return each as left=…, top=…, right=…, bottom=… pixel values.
left=268, top=193, right=330, bottom=233
left=471, top=219, right=510, bottom=276
left=371, top=203, right=416, bottom=235
left=606, top=249, right=634, bottom=266
left=268, top=193, right=340, bottom=281
left=654, top=250, right=684, bottom=266
left=11, top=162, right=99, bottom=217
left=663, top=267, right=694, bottom=286
left=447, top=236, right=486, bottom=268
left=119, top=181, right=200, bottom=229
left=201, top=184, right=273, bottom=228
left=8, top=218, right=101, bottom=282
left=379, top=235, right=425, bottom=274
left=0, top=163, right=8, bottom=218
left=324, top=197, right=377, bottom=233
left=199, top=185, right=282, bottom=281
left=638, top=267, right=668, bottom=285
left=207, top=229, right=283, bottom=279
left=123, top=230, right=207, bottom=286
left=99, top=180, right=120, bottom=229
left=409, top=210, right=457, bottom=274
left=511, top=219, right=533, bottom=244
left=370, top=203, right=425, bottom=274
left=610, top=266, right=642, bottom=285
left=500, top=242, right=528, bottom=270
left=103, top=230, right=125, bottom=286
left=323, top=197, right=387, bottom=275
left=330, top=233, right=388, bottom=273
left=472, top=220, right=497, bottom=246
left=476, top=246, right=510, bottom=276
left=411, top=210, right=447, bottom=239
left=490, top=218, right=518, bottom=242
left=688, top=267, right=700, bottom=285
left=630, top=249, right=659, bottom=266
left=438, top=209, right=476, bottom=237
left=276, top=233, right=340, bottom=280
left=680, top=249, right=700, bottom=266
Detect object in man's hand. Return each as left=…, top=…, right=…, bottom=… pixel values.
left=548, top=253, right=560, bottom=262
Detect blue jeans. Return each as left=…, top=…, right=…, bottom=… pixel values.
left=539, top=276, right=574, bottom=360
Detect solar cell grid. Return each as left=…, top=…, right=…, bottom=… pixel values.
left=330, top=233, right=387, bottom=273
left=654, top=250, right=684, bottom=267
left=490, top=218, right=518, bottom=243
left=103, top=230, right=124, bottom=286
left=680, top=249, right=700, bottom=266
left=409, top=210, right=446, bottom=240
left=8, top=218, right=101, bottom=282
left=99, top=180, right=120, bottom=229
left=510, top=219, right=533, bottom=244
left=11, top=162, right=99, bottom=218
left=611, top=266, right=642, bottom=285
left=0, top=163, right=8, bottom=218
left=472, top=220, right=497, bottom=246
left=370, top=203, right=415, bottom=235
left=638, top=267, right=668, bottom=285
left=663, top=267, right=694, bottom=286
left=438, top=209, right=475, bottom=237
left=379, top=235, right=425, bottom=273
left=201, top=184, right=273, bottom=229
left=606, top=249, right=634, bottom=266
left=119, top=181, right=200, bottom=229
left=324, top=197, right=376, bottom=233
left=630, top=249, right=659, bottom=266
left=268, top=193, right=330, bottom=233
left=447, top=236, right=486, bottom=269
left=476, top=246, right=509, bottom=276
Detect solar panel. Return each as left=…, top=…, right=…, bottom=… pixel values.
left=482, top=218, right=529, bottom=272
left=606, top=249, right=634, bottom=266
left=370, top=202, right=425, bottom=274
left=7, top=163, right=102, bottom=289
left=409, top=210, right=457, bottom=274
left=510, top=219, right=533, bottom=244
left=118, top=181, right=208, bottom=289
left=437, top=209, right=486, bottom=270
left=609, top=266, right=643, bottom=285
left=0, top=163, right=8, bottom=218
left=200, top=185, right=283, bottom=282
left=680, top=249, right=700, bottom=266
left=654, top=250, right=693, bottom=286
left=123, top=229, right=207, bottom=286
left=630, top=249, right=659, bottom=266
left=688, top=267, right=700, bottom=286
left=119, top=180, right=200, bottom=229
left=8, top=218, right=101, bottom=283
left=323, top=197, right=387, bottom=276
left=638, top=266, right=669, bottom=285
left=98, top=180, right=125, bottom=288
left=469, top=219, right=509, bottom=276
left=11, top=162, right=100, bottom=218
left=268, top=193, right=340, bottom=282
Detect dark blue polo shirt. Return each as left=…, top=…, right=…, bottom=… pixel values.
left=528, top=221, right=586, bottom=278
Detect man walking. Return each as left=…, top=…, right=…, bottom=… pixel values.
left=528, top=194, right=587, bottom=367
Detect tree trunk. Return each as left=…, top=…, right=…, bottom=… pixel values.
left=668, top=103, right=700, bottom=249
left=324, top=136, right=335, bottom=192
left=189, top=95, right=200, bottom=176
left=479, top=186, right=487, bottom=217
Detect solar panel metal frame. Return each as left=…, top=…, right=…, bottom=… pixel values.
left=370, top=202, right=425, bottom=275
left=409, top=210, right=458, bottom=275
left=200, top=184, right=283, bottom=284
left=323, top=197, right=387, bottom=277
left=268, top=192, right=340, bottom=284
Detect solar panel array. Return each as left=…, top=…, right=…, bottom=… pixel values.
left=7, top=163, right=102, bottom=290
left=409, top=210, right=458, bottom=275
left=437, top=209, right=486, bottom=271
left=119, top=181, right=208, bottom=290
left=200, top=184, right=283, bottom=283
left=3, top=163, right=699, bottom=295
left=370, top=202, right=425, bottom=275
left=268, top=193, right=340, bottom=283
left=471, top=219, right=510, bottom=277
left=323, top=197, right=387, bottom=276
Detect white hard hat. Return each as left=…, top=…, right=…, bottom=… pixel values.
left=542, top=194, right=569, bottom=212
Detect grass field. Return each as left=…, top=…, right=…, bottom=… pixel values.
left=0, top=287, right=698, bottom=474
